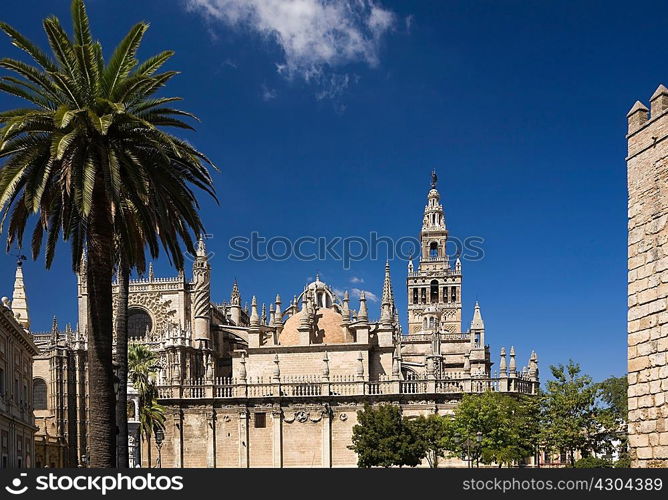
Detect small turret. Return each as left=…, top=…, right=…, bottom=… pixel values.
left=274, top=294, right=283, bottom=326
left=627, top=100, right=649, bottom=134
left=341, top=290, right=350, bottom=323
left=250, top=296, right=259, bottom=326
left=499, top=347, right=507, bottom=377
left=650, top=84, right=668, bottom=118
left=229, top=279, right=241, bottom=325
left=357, top=291, right=368, bottom=323
left=509, top=346, right=517, bottom=376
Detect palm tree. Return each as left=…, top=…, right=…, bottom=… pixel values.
left=0, top=0, right=216, bottom=467
left=128, top=343, right=165, bottom=467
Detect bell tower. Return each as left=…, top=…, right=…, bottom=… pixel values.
left=407, top=171, right=462, bottom=334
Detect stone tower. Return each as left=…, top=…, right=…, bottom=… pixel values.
left=627, top=84, right=668, bottom=467
left=407, top=171, right=462, bottom=333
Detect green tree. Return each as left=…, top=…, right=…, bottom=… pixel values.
left=450, top=392, right=539, bottom=467
left=128, top=343, right=165, bottom=468
left=407, top=414, right=454, bottom=468
left=598, top=375, right=629, bottom=463
left=0, top=0, right=215, bottom=467
left=540, top=361, right=608, bottom=465
left=349, top=404, right=423, bottom=468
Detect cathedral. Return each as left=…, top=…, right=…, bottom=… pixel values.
left=16, top=174, right=539, bottom=468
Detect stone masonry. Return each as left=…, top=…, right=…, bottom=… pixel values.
left=627, top=84, right=668, bottom=467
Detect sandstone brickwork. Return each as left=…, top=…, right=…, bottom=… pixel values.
left=627, top=84, right=668, bottom=467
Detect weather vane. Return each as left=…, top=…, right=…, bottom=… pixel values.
left=12, top=251, right=26, bottom=267
left=431, top=169, right=438, bottom=189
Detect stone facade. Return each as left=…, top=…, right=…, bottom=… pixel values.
left=0, top=263, right=38, bottom=468
left=627, top=84, right=668, bottom=467
left=32, top=174, right=539, bottom=467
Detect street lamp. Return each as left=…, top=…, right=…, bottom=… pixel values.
left=154, top=428, right=164, bottom=468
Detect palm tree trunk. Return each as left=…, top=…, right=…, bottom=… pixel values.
left=115, top=257, right=130, bottom=468
left=146, top=434, right=152, bottom=468
left=86, top=175, right=117, bottom=468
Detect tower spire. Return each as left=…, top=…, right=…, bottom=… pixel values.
left=11, top=258, right=29, bottom=329
left=380, top=261, right=395, bottom=325
left=470, top=301, right=484, bottom=330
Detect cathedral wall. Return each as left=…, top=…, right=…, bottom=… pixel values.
left=331, top=407, right=358, bottom=467
left=216, top=410, right=240, bottom=467
left=627, top=87, right=668, bottom=467
left=282, top=415, right=322, bottom=467
left=242, top=349, right=370, bottom=379
left=182, top=409, right=208, bottom=467
left=248, top=410, right=274, bottom=467
left=369, top=351, right=392, bottom=379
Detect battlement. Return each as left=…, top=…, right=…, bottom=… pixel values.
left=627, top=84, right=668, bottom=159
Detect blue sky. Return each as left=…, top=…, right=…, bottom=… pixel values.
left=1, top=0, right=664, bottom=382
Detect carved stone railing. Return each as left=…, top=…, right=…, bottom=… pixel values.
left=156, top=373, right=539, bottom=400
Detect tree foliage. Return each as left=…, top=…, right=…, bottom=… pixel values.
left=540, top=361, right=609, bottom=465
left=350, top=404, right=423, bottom=468
left=0, top=0, right=216, bottom=466
left=407, top=414, right=454, bottom=468
left=450, top=392, right=540, bottom=467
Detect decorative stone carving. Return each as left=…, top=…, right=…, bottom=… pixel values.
left=339, top=413, right=348, bottom=421
left=295, top=411, right=309, bottom=423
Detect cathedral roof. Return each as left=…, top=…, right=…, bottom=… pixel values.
left=279, top=307, right=349, bottom=346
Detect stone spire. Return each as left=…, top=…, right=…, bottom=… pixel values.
left=11, top=259, right=29, bottom=329
left=341, top=290, right=350, bottom=323
left=380, top=261, right=395, bottom=325
left=50, top=316, right=59, bottom=342
left=407, top=259, right=414, bottom=273
left=148, top=262, right=155, bottom=281
left=274, top=294, right=283, bottom=326
left=250, top=296, right=259, bottom=326
left=192, top=233, right=211, bottom=343
left=268, top=304, right=275, bottom=326
left=470, top=301, right=484, bottom=330
left=509, top=346, right=517, bottom=376
left=229, top=279, right=242, bottom=326
left=261, top=303, right=267, bottom=326
left=230, top=280, right=241, bottom=305
left=357, top=291, right=368, bottom=323
left=528, top=351, right=539, bottom=380
left=499, top=347, right=507, bottom=377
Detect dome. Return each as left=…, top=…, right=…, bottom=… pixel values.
left=279, top=307, right=350, bottom=346
left=297, top=275, right=341, bottom=309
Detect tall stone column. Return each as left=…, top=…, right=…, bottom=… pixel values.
left=272, top=406, right=282, bottom=468
left=238, top=409, right=249, bottom=468
left=321, top=406, right=332, bottom=468
left=206, top=409, right=216, bottom=468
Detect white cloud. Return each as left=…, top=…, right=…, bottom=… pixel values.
left=349, top=276, right=364, bottom=284
left=351, top=288, right=378, bottom=302
left=261, top=84, right=277, bottom=101
left=186, top=0, right=396, bottom=97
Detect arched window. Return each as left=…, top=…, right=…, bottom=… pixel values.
left=128, top=308, right=152, bottom=338
left=429, top=242, right=438, bottom=258
left=33, top=379, right=47, bottom=410
left=430, top=280, right=439, bottom=303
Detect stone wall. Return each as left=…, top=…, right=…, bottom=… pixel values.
left=149, top=400, right=462, bottom=468
left=627, top=84, right=668, bottom=467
